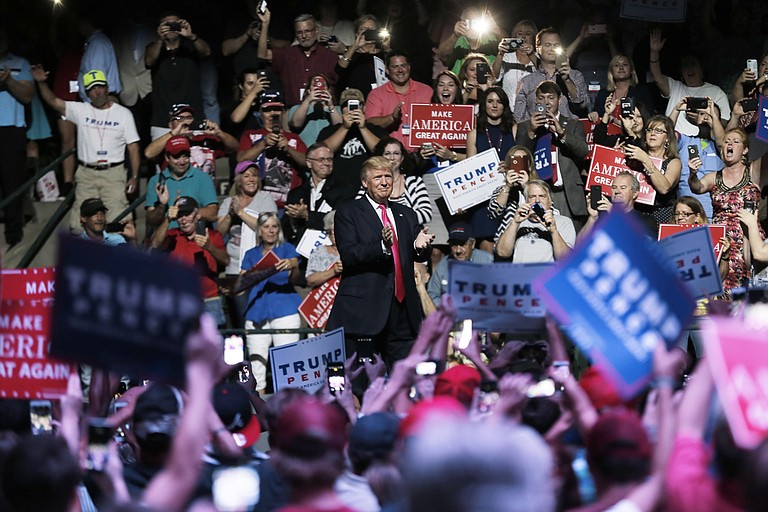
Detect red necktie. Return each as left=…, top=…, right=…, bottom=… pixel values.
left=379, top=204, right=405, bottom=302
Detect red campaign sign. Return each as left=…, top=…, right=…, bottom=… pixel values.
left=298, top=275, right=340, bottom=329
left=409, top=103, right=475, bottom=149
left=580, top=119, right=623, bottom=161
left=0, top=300, right=72, bottom=399
left=252, top=250, right=279, bottom=271
left=1, top=267, right=56, bottom=302
left=705, top=316, right=768, bottom=448
left=658, top=224, right=727, bottom=261
left=584, top=144, right=657, bottom=206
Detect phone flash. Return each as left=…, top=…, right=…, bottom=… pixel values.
left=457, top=319, right=473, bottom=350
left=378, top=29, right=390, bottom=40
left=554, top=47, right=563, bottom=55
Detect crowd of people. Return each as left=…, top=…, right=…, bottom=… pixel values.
left=2, top=0, right=768, bottom=510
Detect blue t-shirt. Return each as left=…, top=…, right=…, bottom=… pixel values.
left=0, top=53, right=32, bottom=127
left=146, top=166, right=218, bottom=228
left=241, top=243, right=301, bottom=324
left=80, top=231, right=127, bottom=246
left=677, top=134, right=721, bottom=221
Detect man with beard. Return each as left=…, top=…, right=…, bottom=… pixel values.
left=33, top=66, right=140, bottom=233
left=79, top=197, right=131, bottom=245
left=365, top=51, right=432, bottom=152
left=256, top=9, right=338, bottom=107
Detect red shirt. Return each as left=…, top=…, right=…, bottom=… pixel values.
left=237, top=129, right=306, bottom=207
left=271, top=44, right=338, bottom=107
left=162, top=228, right=226, bottom=299
left=365, top=79, right=433, bottom=151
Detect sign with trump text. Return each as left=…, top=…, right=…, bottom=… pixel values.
left=535, top=209, right=696, bottom=398
left=408, top=103, right=475, bottom=149
left=270, top=327, right=346, bottom=394
left=585, top=145, right=657, bottom=206
left=434, top=149, right=501, bottom=215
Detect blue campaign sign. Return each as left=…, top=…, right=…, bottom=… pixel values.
left=448, top=260, right=551, bottom=332
left=51, top=235, right=203, bottom=384
left=534, top=210, right=696, bottom=398
left=270, top=327, right=346, bottom=394
left=658, top=225, right=723, bottom=299
left=757, top=95, right=768, bottom=143
left=534, top=133, right=554, bottom=180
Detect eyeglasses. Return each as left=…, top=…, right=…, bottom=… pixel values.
left=674, top=211, right=696, bottom=219
left=296, top=29, right=316, bottom=36
left=307, top=157, right=333, bottom=163
left=647, top=127, right=667, bottom=135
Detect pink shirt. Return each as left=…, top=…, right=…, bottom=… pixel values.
left=365, top=79, right=432, bottom=151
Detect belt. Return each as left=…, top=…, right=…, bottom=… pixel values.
left=78, top=160, right=124, bottom=170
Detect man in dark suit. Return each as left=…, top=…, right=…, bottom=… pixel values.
left=326, top=156, right=435, bottom=366
left=282, top=142, right=357, bottom=246
left=516, top=80, right=588, bottom=229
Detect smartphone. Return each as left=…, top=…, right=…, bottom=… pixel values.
left=157, top=172, right=166, bottom=189
left=30, top=400, right=53, bottom=435
left=687, top=144, right=699, bottom=160
left=590, top=185, right=602, bottom=210
left=476, top=63, right=489, bottom=85
left=224, top=335, right=245, bottom=365
left=86, top=418, right=113, bottom=472
left=508, top=155, right=530, bottom=173
left=195, top=219, right=207, bottom=236
left=327, top=362, right=345, bottom=395
left=531, top=202, right=547, bottom=222
left=238, top=364, right=251, bottom=383
left=686, top=97, right=708, bottom=111
left=456, top=318, right=473, bottom=350
left=535, top=103, right=546, bottom=114
left=587, top=24, right=607, bottom=35
left=363, top=29, right=380, bottom=44
left=422, top=142, right=433, bottom=151
left=742, top=97, right=759, bottom=112
left=347, top=99, right=360, bottom=111
left=327, top=35, right=338, bottom=44
left=105, top=222, right=124, bottom=233
left=258, top=0, right=267, bottom=15
left=745, top=200, right=756, bottom=212
left=194, top=121, right=208, bottom=131
left=527, top=378, right=556, bottom=398
left=415, top=360, right=444, bottom=376
left=555, top=49, right=568, bottom=69
left=213, top=467, right=261, bottom=511
left=620, top=97, right=634, bottom=118
left=477, top=380, right=499, bottom=414
left=312, top=76, right=327, bottom=93
left=166, top=21, right=182, bottom=32
left=500, top=37, right=523, bottom=51
left=747, top=59, right=759, bottom=75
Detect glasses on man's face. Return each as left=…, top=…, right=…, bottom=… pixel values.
left=647, top=127, right=667, bottom=135
left=296, top=29, right=316, bottom=37
left=674, top=210, right=696, bottom=220
left=308, top=157, right=333, bottom=163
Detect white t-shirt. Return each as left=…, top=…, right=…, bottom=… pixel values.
left=664, top=78, right=730, bottom=136
left=65, top=101, right=139, bottom=164
left=512, top=215, right=576, bottom=263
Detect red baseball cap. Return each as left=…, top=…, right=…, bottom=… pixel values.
left=165, top=136, right=190, bottom=156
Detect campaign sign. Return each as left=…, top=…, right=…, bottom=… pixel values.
left=299, top=270, right=340, bottom=329
left=658, top=224, right=727, bottom=261
left=408, top=103, right=475, bottom=149
left=448, top=260, right=550, bottom=332
left=534, top=133, right=556, bottom=181
left=620, top=0, right=686, bottom=22
left=434, top=149, right=501, bottom=215
left=535, top=209, right=696, bottom=398
left=237, top=207, right=260, bottom=267
left=756, top=95, right=768, bottom=143
left=585, top=145, right=657, bottom=205
left=657, top=225, right=723, bottom=299
left=580, top=119, right=623, bottom=161
left=704, top=316, right=768, bottom=448
left=51, top=236, right=203, bottom=384
left=296, top=229, right=331, bottom=259
left=1, top=267, right=56, bottom=303
left=270, top=327, right=345, bottom=394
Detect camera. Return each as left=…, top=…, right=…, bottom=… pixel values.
left=501, top=37, right=524, bottom=52
left=686, top=97, right=708, bottom=112
left=166, top=21, right=182, bottom=32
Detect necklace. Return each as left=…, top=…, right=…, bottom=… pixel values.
left=485, top=124, right=503, bottom=152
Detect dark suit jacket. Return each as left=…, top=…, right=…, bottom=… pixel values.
left=326, top=197, right=429, bottom=337
left=282, top=174, right=358, bottom=245
left=517, top=115, right=589, bottom=218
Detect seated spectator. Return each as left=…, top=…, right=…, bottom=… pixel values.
left=427, top=222, right=493, bottom=306
left=648, top=29, right=730, bottom=136
left=150, top=196, right=229, bottom=325
left=235, top=212, right=301, bottom=394
left=317, top=88, right=385, bottom=188
left=145, top=136, right=219, bottom=229
left=287, top=74, right=342, bottom=147
left=256, top=9, right=338, bottom=108
left=335, top=15, right=390, bottom=98
left=514, top=27, right=589, bottom=122
left=516, top=80, right=589, bottom=224
left=495, top=180, right=575, bottom=262
left=144, top=103, right=239, bottom=180
left=306, top=211, right=343, bottom=288
left=436, top=7, right=503, bottom=76
left=493, top=19, right=538, bottom=109
left=237, top=90, right=307, bottom=209
left=79, top=198, right=131, bottom=246
left=365, top=51, right=433, bottom=152
left=457, top=52, right=495, bottom=104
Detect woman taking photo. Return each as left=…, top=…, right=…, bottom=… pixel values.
left=487, top=145, right=538, bottom=241
left=593, top=94, right=650, bottom=149
left=688, top=127, right=764, bottom=292
left=622, top=115, right=681, bottom=228
left=458, top=53, right=494, bottom=104
left=237, top=212, right=301, bottom=393
left=217, top=161, right=278, bottom=326
left=493, top=19, right=538, bottom=109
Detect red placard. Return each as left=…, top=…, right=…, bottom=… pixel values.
left=705, top=316, right=768, bottom=448
left=579, top=119, right=624, bottom=161
left=1, top=267, right=72, bottom=398
left=584, top=145, right=658, bottom=206
left=251, top=250, right=280, bottom=271
left=298, top=275, right=340, bottom=329
left=658, top=224, right=727, bottom=261
left=409, top=103, right=475, bottom=149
